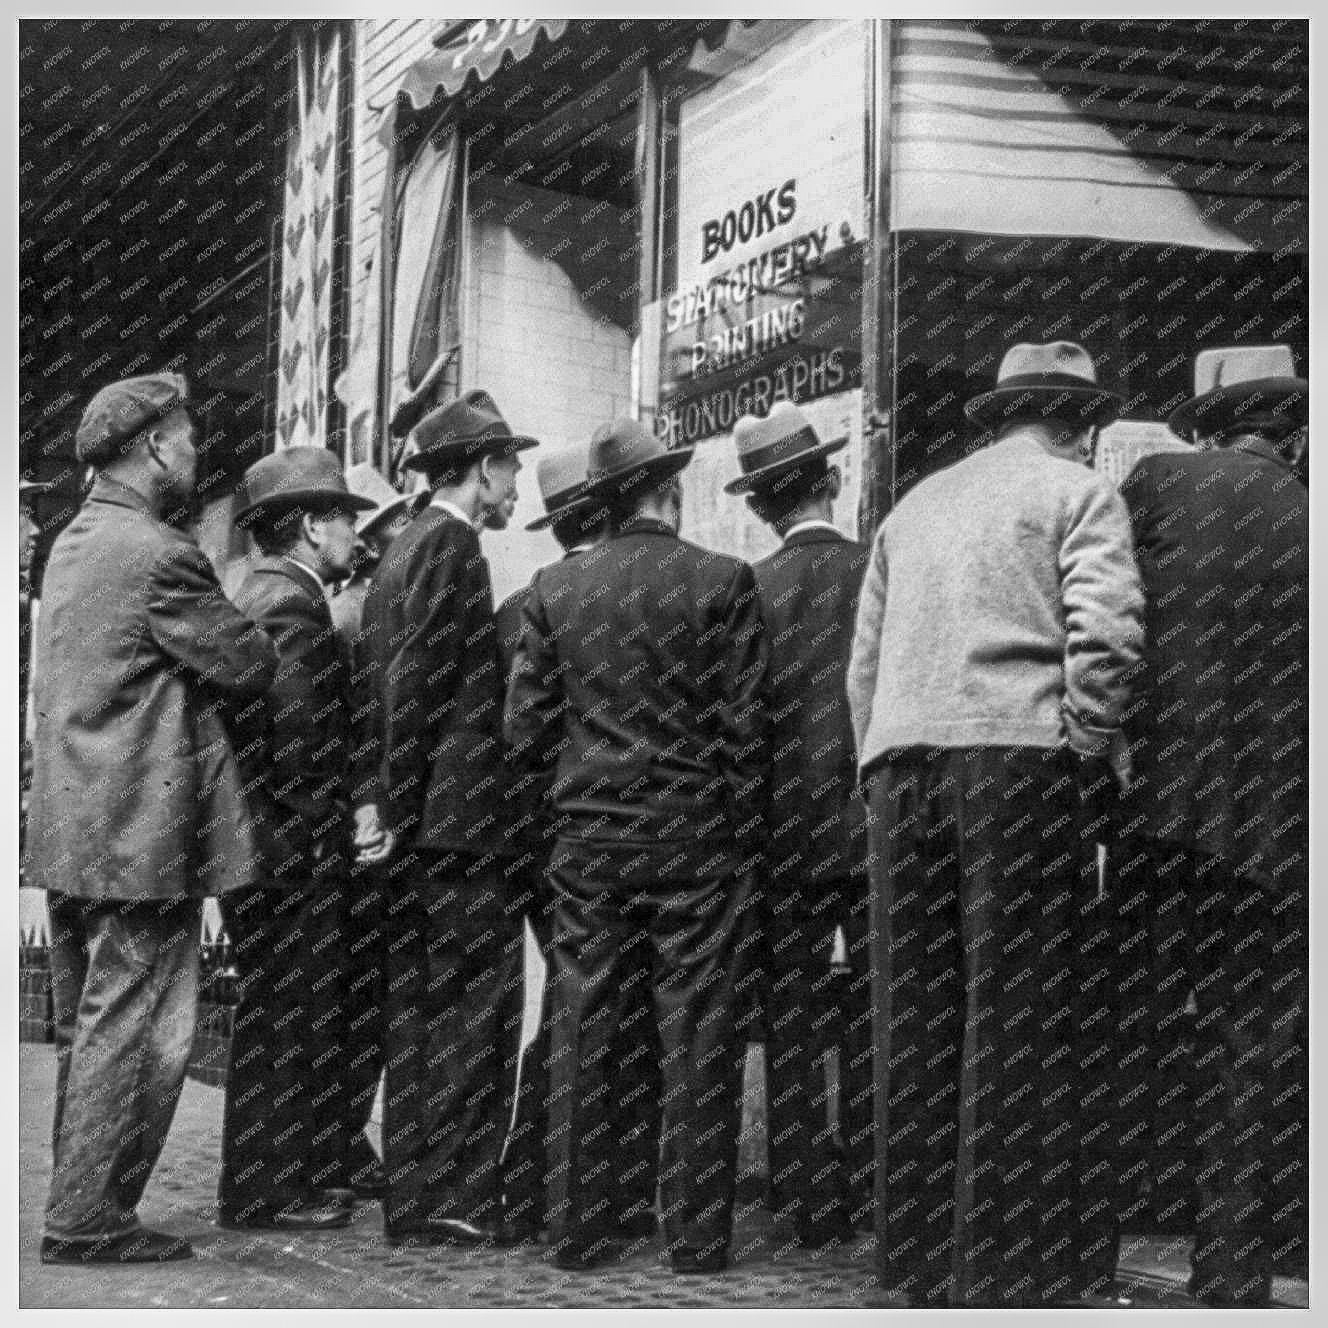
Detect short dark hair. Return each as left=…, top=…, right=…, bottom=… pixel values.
left=246, top=500, right=344, bottom=556
left=746, top=460, right=831, bottom=525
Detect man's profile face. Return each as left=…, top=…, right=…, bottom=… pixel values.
left=480, top=453, right=521, bottom=528
left=155, top=407, right=199, bottom=504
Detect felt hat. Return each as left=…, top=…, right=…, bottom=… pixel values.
left=964, top=341, right=1123, bottom=430
left=234, top=447, right=377, bottom=525
left=344, top=462, right=421, bottom=537
left=525, top=442, right=600, bottom=531
left=582, top=417, right=693, bottom=504
left=401, top=389, right=539, bottom=473
left=1166, top=345, right=1308, bottom=439
left=724, top=401, right=847, bottom=494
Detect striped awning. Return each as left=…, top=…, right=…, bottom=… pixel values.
left=891, top=20, right=1307, bottom=252
left=394, top=19, right=570, bottom=111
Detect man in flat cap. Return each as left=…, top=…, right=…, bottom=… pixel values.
left=355, top=389, right=536, bottom=1245
left=27, top=373, right=278, bottom=1264
left=848, top=342, right=1145, bottom=1306
left=494, top=443, right=660, bottom=1245
left=725, top=402, right=873, bottom=1247
left=506, top=419, right=768, bottom=1274
left=1112, top=346, right=1309, bottom=1306
left=216, top=446, right=383, bottom=1232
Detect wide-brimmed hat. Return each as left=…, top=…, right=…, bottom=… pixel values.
left=75, top=372, right=193, bottom=465
left=345, top=462, right=420, bottom=538
left=964, top=341, right=1123, bottom=430
left=724, top=401, right=847, bottom=495
left=401, top=389, right=539, bottom=473
left=234, top=447, right=377, bottom=525
left=525, top=442, right=599, bottom=531
left=1166, top=345, right=1308, bottom=439
left=582, top=417, right=693, bottom=504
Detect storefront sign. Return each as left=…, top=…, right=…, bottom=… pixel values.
left=655, top=225, right=863, bottom=448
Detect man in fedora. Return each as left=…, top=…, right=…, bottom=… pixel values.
left=216, top=445, right=384, bottom=1232
left=506, top=418, right=768, bottom=1273
left=725, top=401, right=872, bottom=1247
left=495, top=443, right=661, bottom=1246
left=355, top=388, right=537, bottom=1244
left=1112, top=345, right=1309, bottom=1306
left=27, top=374, right=278, bottom=1264
left=323, top=463, right=422, bottom=1204
left=848, top=341, right=1145, bottom=1306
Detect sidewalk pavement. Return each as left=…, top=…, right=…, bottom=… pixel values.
left=19, top=1045, right=1309, bottom=1309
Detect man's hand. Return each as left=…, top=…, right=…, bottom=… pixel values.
left=1106, top=729, right=1133, bottom=795
left=353, top=803, right=394, bottom=866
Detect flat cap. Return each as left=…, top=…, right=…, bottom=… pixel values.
left=75, top=372, right=192, bottom=465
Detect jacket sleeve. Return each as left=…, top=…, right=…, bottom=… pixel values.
left=717, top=562, right=770, bottom=862
left=147, top=541, right=277, bottom=698
left=846, top=530, right=888, bottom=756
left=251, top=590, right=346, bottom=840
left=345, top=620, right=383, bottom=808
left=1058, top=477, right=1146, bottom=754
left=503, top=572, right=563, bottom=829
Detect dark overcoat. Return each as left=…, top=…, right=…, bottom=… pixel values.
left=356, top=505, right=506, bottom=851
left=26, top=476, right=277, bottom=901
left=227, top=557, right=352, bottom=886
left=1119, top=440, right=1309, bottom=889
left=751, top=525, right=870, bottom=887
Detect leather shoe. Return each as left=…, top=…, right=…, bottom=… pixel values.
left=671, top=1248, right=728, bottom=1274
left=318, top=1186, right=357, bottom=1208
left=218, top=1199, right=351, bottom=1231
left=41, top=1229, right=194, bottom=1264
left=552, top=1237, right=628, bottom=1270
left=385, top=1217, right=516, bottom=1246
left=349, top=1162, right=389, bottom=1199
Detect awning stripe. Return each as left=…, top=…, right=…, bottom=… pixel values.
left=395, top=19, right=570, bottom=111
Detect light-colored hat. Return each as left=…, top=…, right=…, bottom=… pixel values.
left=234, top=447, right=377, bottom=525
left=1166, top=345, right=1308, bottom=439
left=964, top=341, right=1123, bottom=430
left=526, top=442, right=598, bottom=531
left=583, top=417, right=693, bottom=504
left=345, top=462, right=418, bottom=537
left=724, top=401, right=846, bottom=495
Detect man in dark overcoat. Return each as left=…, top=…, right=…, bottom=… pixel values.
left=216, top=446, right=381, bottom=1231
left=354, top=389, right=537, bottom=1244
left=27, top=374, right=278, bottom=1264
left=494, top=442, right=660, bottom=1244
left=724, top=402, right=872, bottom=1245
left=506, top=418, right=768, bottom=1273
left=1114, top=345, right=1309, bottom=1306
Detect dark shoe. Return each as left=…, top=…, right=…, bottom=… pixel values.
left=552, top=1237, right=628, bottom=1270
left=218, top=1199, right=351, bottom=1231
left=797, top=1220, right=855, bottom=1249
left=385, top=1217, right=517, bottom=1247
left=671, top=1247, right=728, bottom=1274
left=318, top=1186, right=357, bottom=1208
left=41, top=1229, right=195, bottom=1264
left=349, top=1162, right=389, bottom=1199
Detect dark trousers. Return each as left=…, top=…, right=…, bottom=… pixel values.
left=380, top=849, right=523, bottom=1231
left=501, top=858, right=661, bottom=1233
left=340, top=868, right=388, bottom=1178
left=866, top=747, right=1119, bottom=1307
left=546, top=838, right=749, bottom=1262
left=764, top=874, right=873, bottom=1233
left=1111, top=837, right=1307, bottom=1305
left=217, top=883, right=353, bottom=1220
left=45, top=893, right=202, bottom=1242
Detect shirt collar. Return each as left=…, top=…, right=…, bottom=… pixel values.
left=280, top=555, right=327, bottom=597
left=782, top=518, right=841, bottom=543
left=429, top=496, right=477, bottom=528
left=1230, top=436, right=1292, bottom=470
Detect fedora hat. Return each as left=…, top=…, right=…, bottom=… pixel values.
left=345, top=461, right=421, bottom=538
left=525, top=442, right=599, bottom=531
left=724, top=401, right=847, bottom=495
left=1166, top=345, right=1308, bottom=439
left=964, top=341, right=1123, bottom=429
left=583, top=417, right=693, bottom=504
left=401, top=389, right=539, bottom=473
left=234, top=447, right=377, bottom=525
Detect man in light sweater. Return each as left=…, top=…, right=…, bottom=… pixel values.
left=847, top=341, right=1144, bottom=1308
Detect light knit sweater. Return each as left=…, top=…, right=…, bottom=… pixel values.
left=848, top=430, right=1144, bottom=774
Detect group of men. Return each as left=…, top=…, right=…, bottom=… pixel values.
left=24, top=334, right=1307, bottom=1307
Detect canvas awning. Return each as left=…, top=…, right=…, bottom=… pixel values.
left=890, top=20, right=1307, bottom=253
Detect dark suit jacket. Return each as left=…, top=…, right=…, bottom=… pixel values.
left=357, top=505, right=505, bottom=852
left=26, top=476, right=278, bottom=901
left=228, top=557, right=352, bottom=888
left=752, top=525, right=870, bottom=889
left=505, top=517, right=769, bottom=864
left=1120, top=441, right=1308, bottom=888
